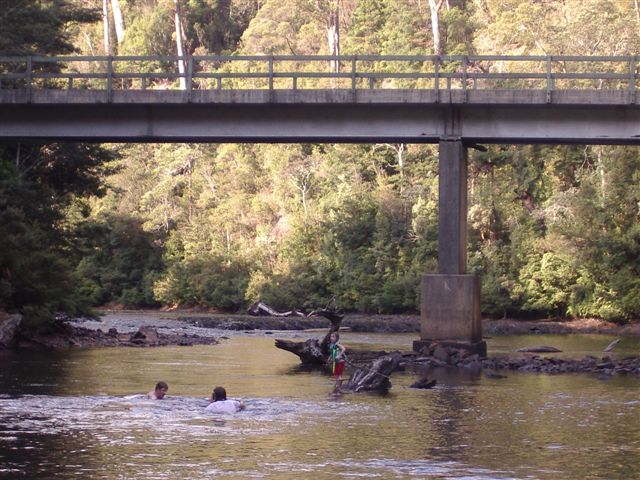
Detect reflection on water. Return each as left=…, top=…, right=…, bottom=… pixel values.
left=1, top=332, right=640, bottom=479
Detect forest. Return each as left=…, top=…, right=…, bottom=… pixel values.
left=2, top=0, right=640, bottom=326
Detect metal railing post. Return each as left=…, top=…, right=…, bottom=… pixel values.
left=546, top=56, right=553, bottom=103
left=351, top=56, right=356, bottom=92
left=216, top=55, right=222, bottom=90
left=434, top=56, right=440, bottom=103
left=268, top=55, right=274, bottom=90
left=107, top=56, right=113, bottom=103
left=462, top=56, right=468, bottom=102
left=630, top=56, right=636, bottom=104
left=26, top=56, right=32, bottom=103
left=187, top=56, right=193, bottom=101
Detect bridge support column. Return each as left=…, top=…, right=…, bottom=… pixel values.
left=414, top=139, right=486, bottom=356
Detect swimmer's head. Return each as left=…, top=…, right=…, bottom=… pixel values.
left=330, top=332, right=339, bottom=343
left=212, top=386, right=227, bottom=401
left=155, top=381, right=168, bottom=399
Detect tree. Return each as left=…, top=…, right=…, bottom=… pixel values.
left=174, top=0, right=187, bottom=89
left=0, top=0, right=100, bottom=55
left=111, top=0, right=125, bottom=45
left=0, top=1, right=114, bottom=325
left=428, top=0, right=446, bottom=55
left=103, top=0, right=112, bottom=54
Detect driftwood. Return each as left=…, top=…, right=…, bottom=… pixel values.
left=516, top=346, right=562, bottom=353
left=344, top=352, right=403, bottom=393
left=603, top=338, right=620, bottom=352
left=274, top=307, right=344, bottom=365
left=249, top=300, right=346, bottom=322
left=274, top=306, right=402, bottom=393
left=248, top=301, right=306, bottom=317
left=274, top=338, right=327, bottom=365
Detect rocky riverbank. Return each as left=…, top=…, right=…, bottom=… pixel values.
left=404, top=342, right=640, bottom=378
left=175, top=312, right=640, bottom=335
left=178, top=312, right=421, bottom=333
left=0, top=312, right=218, bottom=349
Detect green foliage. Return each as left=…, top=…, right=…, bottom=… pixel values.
left=0, top=145, right=112, bottom=325
left=343, top=0, right=387, bottom=54
left=74, top=214, right=163, bottom=307
left=7, top=0, right=640, bottom=322
left=0, top=0, right=100, bottom=55
left=183, top=0, right=258, bottom=54
left=154, top=255, right=250, bottom=311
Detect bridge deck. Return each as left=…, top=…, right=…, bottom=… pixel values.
left=0, top=88, right=637, bottom=105
left=1, top=55, right=639, bottom=144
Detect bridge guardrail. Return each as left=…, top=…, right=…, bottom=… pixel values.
left=0, top=55, right=637, bottom=103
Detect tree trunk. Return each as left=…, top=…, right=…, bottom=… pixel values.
left=275, top=338, right=326, bottom=365
left=326, top=5, right=340, bottom=73
left=344, top=352, right=402, bottom=393
left=274, top=309, right=343, bottom=364
left=248, top=300, right=306, bottom=317
left=174, top=0, right=187, bottom=90
left=111, top=0, right=125, bottom=45
left=428, top=0, right=444, bottom=56
left=102, top=0, right=111, bottom=55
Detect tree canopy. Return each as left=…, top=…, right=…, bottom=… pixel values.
left=3, top=0, right=640, bottom=323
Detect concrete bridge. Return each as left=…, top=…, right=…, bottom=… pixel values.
left=2, top=54, right=640, bottom=354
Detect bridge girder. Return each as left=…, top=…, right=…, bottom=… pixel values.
left=1, top=90, right=640, bottom=144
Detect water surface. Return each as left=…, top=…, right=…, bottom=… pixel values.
left=1, top=322, right=640, bottom=479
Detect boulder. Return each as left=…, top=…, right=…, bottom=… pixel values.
left=433, top=345, right=451, bottom=364
left=131, top=326, right=160, bottom=345
left=0, top=314, right=22, bottom=348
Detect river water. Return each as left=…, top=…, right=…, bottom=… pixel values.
left=1, top=315, right=640, bottom=479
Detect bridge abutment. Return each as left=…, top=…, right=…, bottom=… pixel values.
left=414, top=140, right=486, bottom=357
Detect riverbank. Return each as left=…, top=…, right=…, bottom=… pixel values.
left=4, top=309, right=640, bottom=350
left=3, top=310, right=640, bottom=379
left=1, top=312, right=219, bottom=349
left=157, top=311, right=640, bottom=336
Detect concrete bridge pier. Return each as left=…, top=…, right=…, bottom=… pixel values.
left=413, top=139, right=487, bottom=357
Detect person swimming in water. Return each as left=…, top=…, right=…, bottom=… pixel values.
left=205, top=386, right=245, bottom=414
left=147, top=381, right=168, bottom=400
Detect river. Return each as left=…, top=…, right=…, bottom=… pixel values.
left=1, top=314, right=640, bottom=479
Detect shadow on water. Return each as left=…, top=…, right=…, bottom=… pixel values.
left=0, top=349, right=73, bottom=396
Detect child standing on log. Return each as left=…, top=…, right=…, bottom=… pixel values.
left=328, top=332, right=347, bottom=394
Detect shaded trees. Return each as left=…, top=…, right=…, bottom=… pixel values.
left=6, top=0, right=640, bottom=322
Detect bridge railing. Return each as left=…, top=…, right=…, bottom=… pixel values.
left=0, top=55, right=637, bottom=100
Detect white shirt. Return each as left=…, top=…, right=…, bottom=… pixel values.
left=205, top=399, right=242, bottom=414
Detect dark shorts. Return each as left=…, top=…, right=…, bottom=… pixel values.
left=333, top=361, right=345, bottom=377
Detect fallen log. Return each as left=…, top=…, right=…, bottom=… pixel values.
left=275, top=308, right=404, bottom=393
left=247, top=300, right=306, bottom=317
left=274, top=306, right=344, bottom=364
left=344, top=352, right=402, bottom=393
left=274, top=338, right=326, bottom=365
left=603, top=338, right=620, bottom=352
left=516, top=346, right=562, bottom=353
